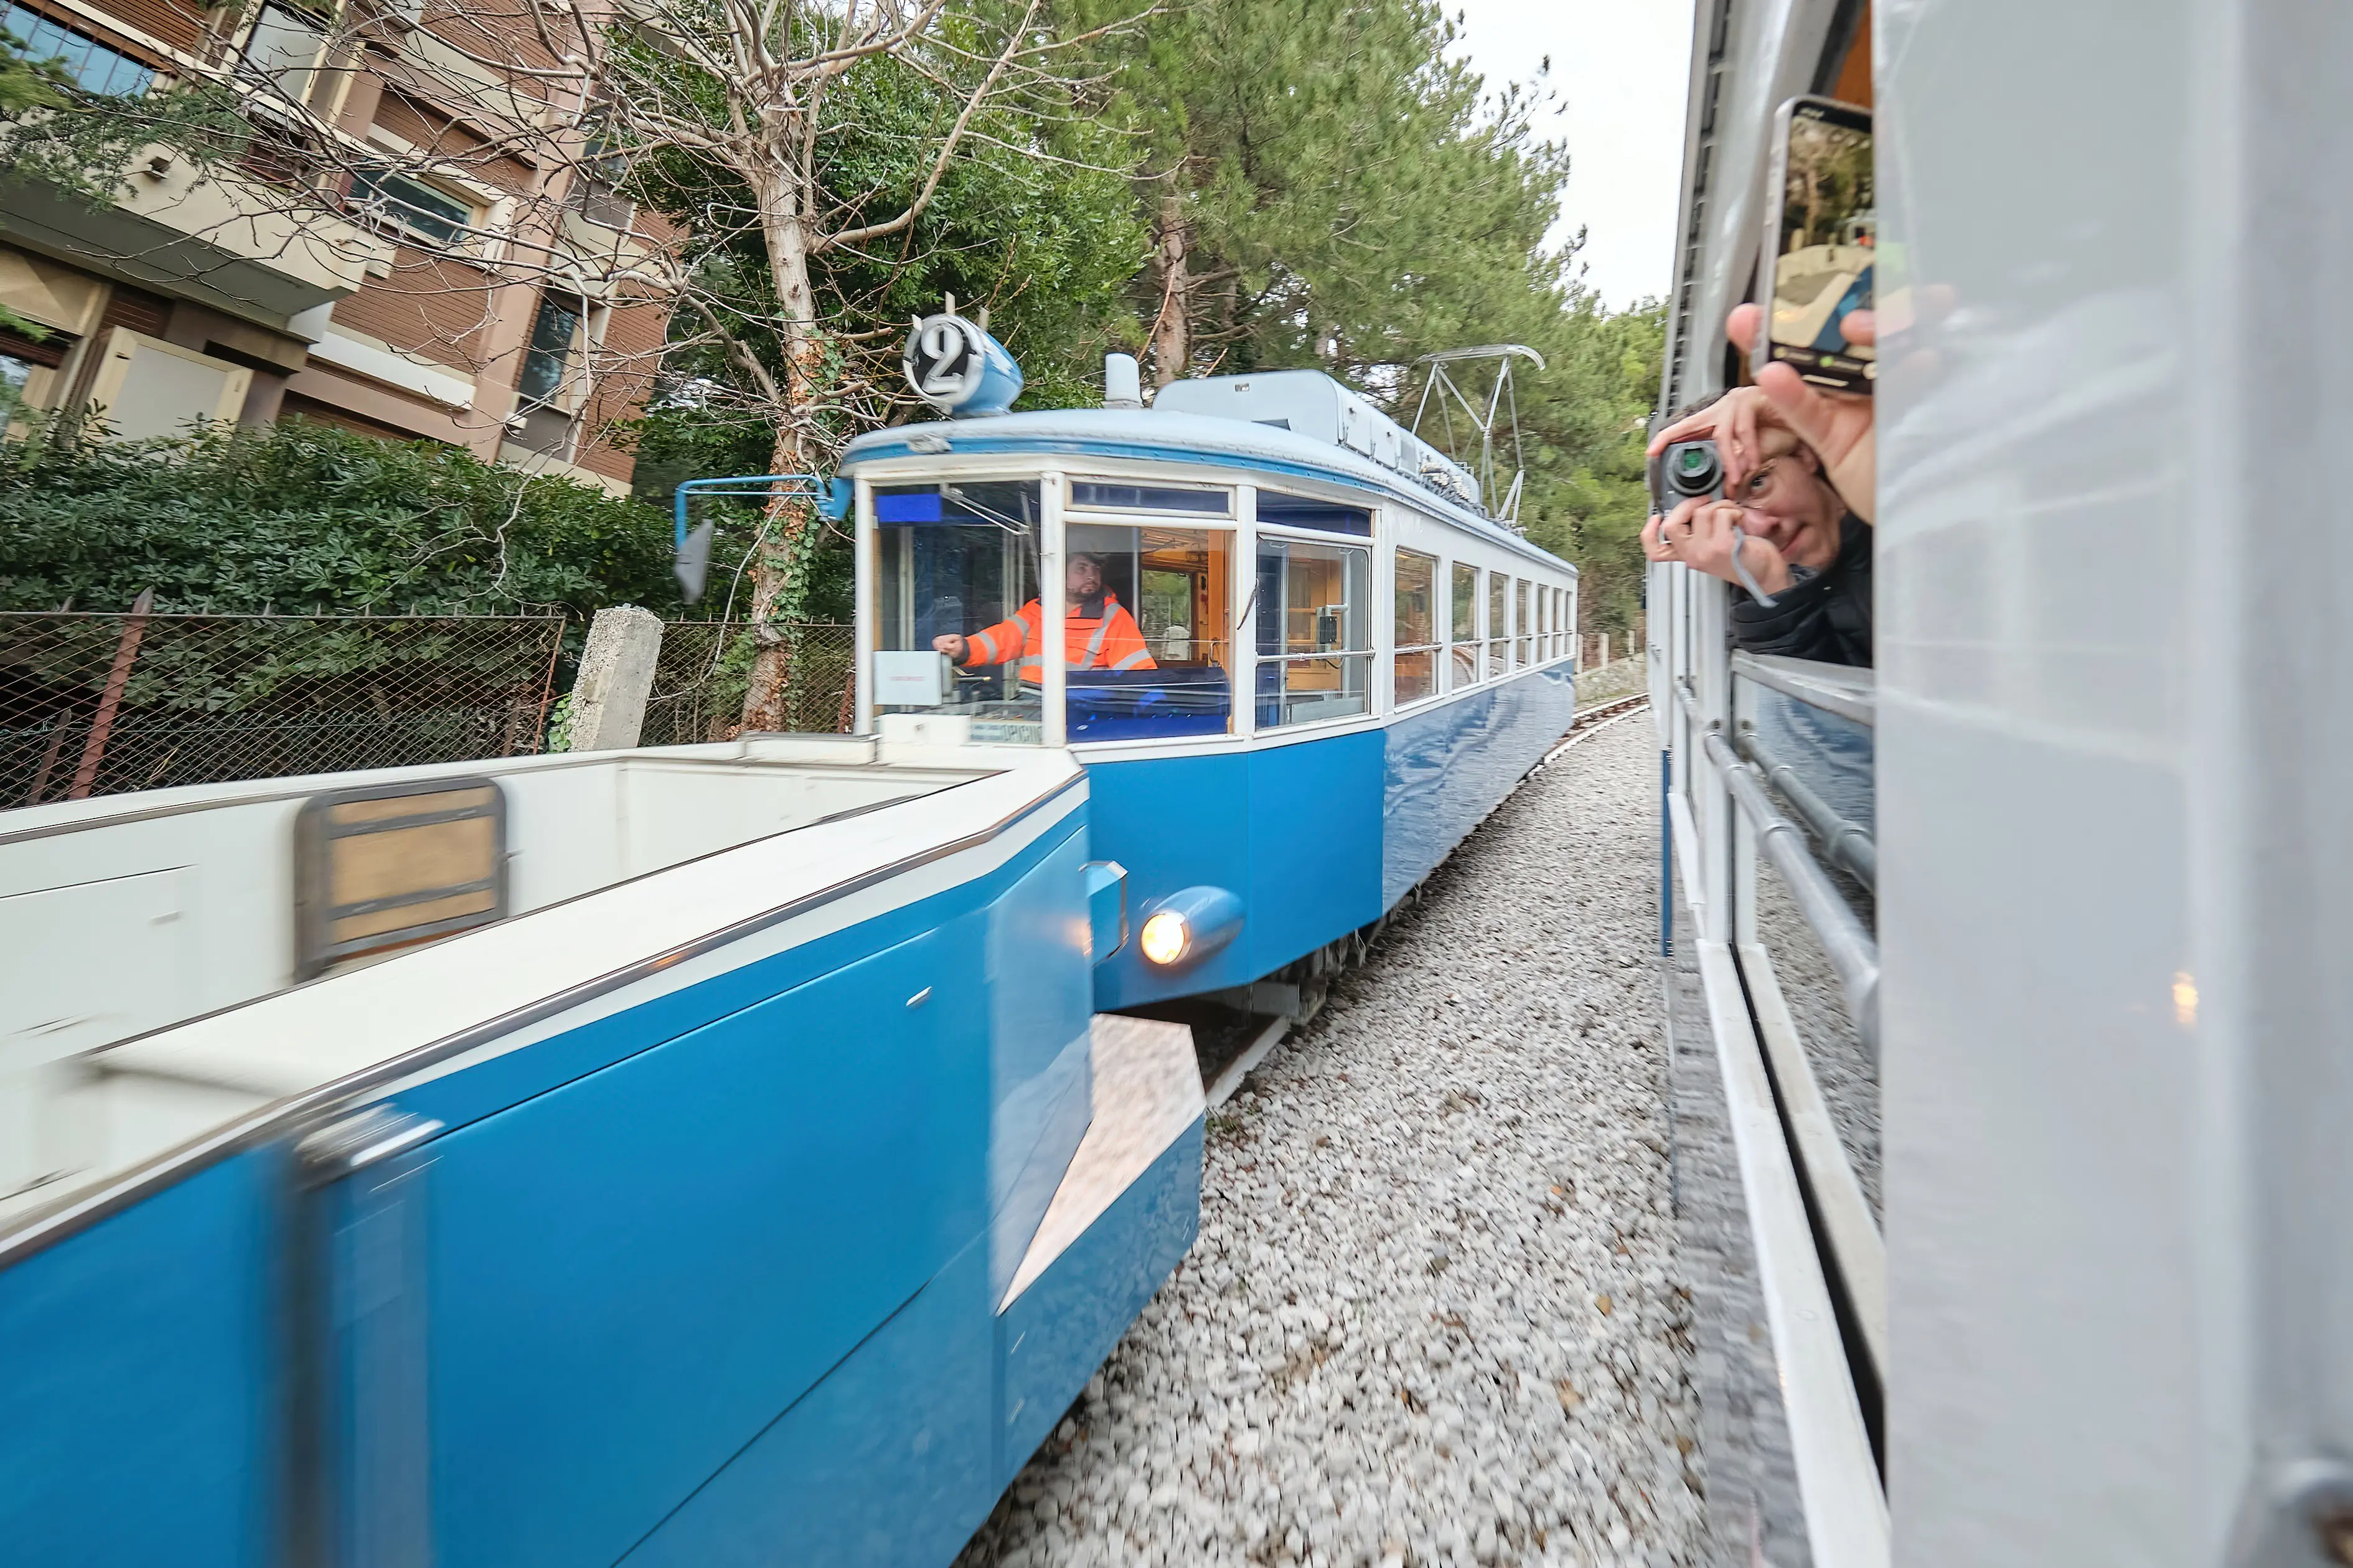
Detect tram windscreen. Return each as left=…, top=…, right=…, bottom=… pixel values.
left=874, top=481, right=1044, bottom=743
left=1763, top=96, right=1875, bottom=393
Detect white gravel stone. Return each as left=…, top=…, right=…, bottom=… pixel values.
left=956, top=715, right=1707, bottom=1567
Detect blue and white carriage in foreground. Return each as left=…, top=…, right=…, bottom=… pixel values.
left=0, top=339, right=1577, bottom=1566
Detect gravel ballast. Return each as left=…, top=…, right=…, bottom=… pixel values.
left=956, top=714, right=1707, bottom=1568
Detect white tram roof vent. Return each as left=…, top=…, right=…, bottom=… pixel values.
left=1153, top=369, right=1483, bottom=512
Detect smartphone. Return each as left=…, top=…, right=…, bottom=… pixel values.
left=1757, top=96, right=1875, bottom=394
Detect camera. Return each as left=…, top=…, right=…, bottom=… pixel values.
left=1648, top=437, right=1724, bottom=510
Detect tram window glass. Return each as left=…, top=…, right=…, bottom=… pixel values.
left=1062, top=522, right=1233, bottom=741
left=1394, top=547, right=1439, bottom=705
left=1256, top=537, right=1371, bottom=726
left=1256, top=490, right=1373, bottom=536
left=1068, top=480, right=1232, bottom=517
left=1556, top=587, right=1569, bottom=658
left=1487, top=573, right=1509, bottom=676
left=1515, top=580, right=1531, bottom=665
left=875, top=481, right=1045, bottom=742
left=1450, top=562, right=1480, bottom=687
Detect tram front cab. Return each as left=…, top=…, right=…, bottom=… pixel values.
left=848, top=401, right=1582, bottom=1020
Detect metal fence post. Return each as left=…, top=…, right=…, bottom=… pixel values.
left=65, top=587, right=154, bottom=800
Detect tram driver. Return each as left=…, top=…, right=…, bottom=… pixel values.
left=932, top=550, right=1158, bottom=677
left=1642, top=303, right=1877, bottom=669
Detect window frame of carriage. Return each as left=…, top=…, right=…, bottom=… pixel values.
left=1243, top=484, right=1381, bottom=735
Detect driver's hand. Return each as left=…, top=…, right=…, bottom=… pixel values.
left=931, top=633, right=969, bottom=664
left=1646, top=497, right=1792, bottom=596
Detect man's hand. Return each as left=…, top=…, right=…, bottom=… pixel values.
left=1647, top=304, right=1877, bottom=523
left=1643, top=497, right=1793, bottom=597
left=931, top=633, right=969, bottom=664
left=1730, top=301, right=1876, bottom=522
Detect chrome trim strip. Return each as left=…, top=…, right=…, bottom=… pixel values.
left=1731, top=652, right=1876, bottom=728
left=0, top=771, right=1087, bottom=1271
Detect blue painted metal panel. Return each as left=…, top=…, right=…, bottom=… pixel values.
left=985, top=827, right=1097, bottom=1303
left=1244, top=728, right=1385, bottom=975
left=619, top=1233, right=997, bottom=1568
left=420, top=923, right=990, bottom=1568
left=0, top=1152, right=280, bottom=1568
left=1083, top=749, right=1254, bottom=1009
left=394, top=802, right=1085, bottom=1137
left=997, top=1118, right=1204, bottom=1480
left=1381, top=667, right=1579, bottom=907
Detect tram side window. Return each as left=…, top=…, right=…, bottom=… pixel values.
left=1063, top=521, right=1234, bottom=741
left=1256, top=537, right=1371, bottom=726
left=1556, top=586, right=1570, bottom=659
left=1515, top=580, right=1531, bottom=666
left=875, top=481, right=1044, bottom=743
left=1451, top=562, right=1480, bottom=687
left=1488, top=573, right=1510, bottom=676
left=1394, top=547, right=1439, bottom=705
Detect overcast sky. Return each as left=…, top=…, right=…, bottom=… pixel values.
left=1445, top=0, right=1694, bottom=311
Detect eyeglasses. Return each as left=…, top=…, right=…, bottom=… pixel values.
left=1737, top=457, right=1792, bottom=504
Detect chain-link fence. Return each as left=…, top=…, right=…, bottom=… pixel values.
left=639, top=622, right=857, bottom=746
left=1, top=612, right=566, bottom=805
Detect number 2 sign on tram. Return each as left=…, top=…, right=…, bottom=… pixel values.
left=902, top=311, right=1025, bottom=418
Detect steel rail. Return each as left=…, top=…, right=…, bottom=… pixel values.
left=1735, top=726, right=1878, bottom=890
left=1703, top=730, right=1881, bottom=1053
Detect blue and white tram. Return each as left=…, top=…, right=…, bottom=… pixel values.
left=842, top=363, right=1582, bottom=1015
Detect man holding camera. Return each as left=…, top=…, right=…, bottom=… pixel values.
left=1643, top=303, right=1877, bottom=669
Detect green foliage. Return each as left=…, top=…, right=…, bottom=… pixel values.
left=0, top=418, right=682, bottom=617
left=1083, top=0, right=1661, bottom=636
left=623, top=37, right=1144, bottom=431
left=0, top=39, right=251, bottom=216
left=1517, top=301, right=1666, bottom=642
left=0, top=34, right=71, bottom=118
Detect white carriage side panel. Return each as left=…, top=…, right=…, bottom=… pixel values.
left=1871, top=0, right=2303, bottom=1561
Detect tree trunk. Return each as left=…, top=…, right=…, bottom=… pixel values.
left=1150, top=192, right=1191, bottom=389
left=739, top=170, right=827, bottom=733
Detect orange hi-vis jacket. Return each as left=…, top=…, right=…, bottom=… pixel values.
left=960, top=593, right=1158, bottom=679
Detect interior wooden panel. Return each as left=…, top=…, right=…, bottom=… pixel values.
left=328, top=814, right=497, bottom=910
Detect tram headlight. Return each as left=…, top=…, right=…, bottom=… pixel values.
left=1134, top=885, right=1244, bottom=970
left=1140, top=909, right=1191, bottom=966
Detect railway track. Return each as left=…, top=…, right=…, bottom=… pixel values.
left=1186, top=690, right=1655, bottom=1109
left=958, top=710, right=1693, bottom=1567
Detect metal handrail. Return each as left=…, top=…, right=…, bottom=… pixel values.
left=1735, top=726, right=1877, bottom=891
left=1704, top=730, right=1881, bottom=1054
left=1731, top=653, right=1875, bottom=728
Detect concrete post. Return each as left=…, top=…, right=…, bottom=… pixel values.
left=567, top=606, right=664, bottom=751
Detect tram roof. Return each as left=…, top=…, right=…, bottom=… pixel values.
left=840, top=408, right=1574, bottom=575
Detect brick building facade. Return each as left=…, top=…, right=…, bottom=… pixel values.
left=0, top=0, right=672, bottom=494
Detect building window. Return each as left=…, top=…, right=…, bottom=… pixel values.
left=1, top=2, right=154, bottom=96
left=350, top=166, right=477, bottom=248
left=561, top=131, right=637, bottom=230
left=0, top=352, right=33, bottom=438
left=1394, top=547, right=1438, bottom=705
left=1487, top=573, right=1508, bottom=677
left=1450, top=561, right=1479, bottom=687
left=1256, top=537, right=1370, bottom=727
left=237, top=2, right=326, bottom=105
left=517, top=292, right=583, bottom=407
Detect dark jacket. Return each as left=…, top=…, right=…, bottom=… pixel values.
left=1730, top=512, right=1872, bottom=668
